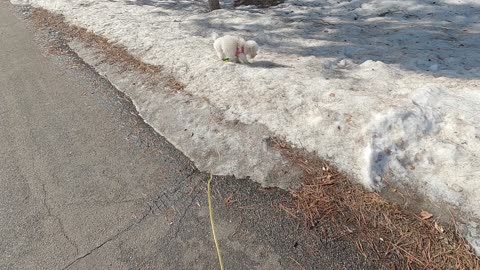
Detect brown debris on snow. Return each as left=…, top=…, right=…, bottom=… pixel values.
left=30, top=8, right=185, bottom=92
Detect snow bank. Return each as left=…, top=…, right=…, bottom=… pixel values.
left=12, top=0, right=480, bottom=247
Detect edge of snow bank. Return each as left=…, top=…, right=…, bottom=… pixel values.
left=69, top=40, right=304, bottom=190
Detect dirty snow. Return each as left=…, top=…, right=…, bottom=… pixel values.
left=11, top=0, right=480, bottom=249
left=70, top=39, right=304, bottom=190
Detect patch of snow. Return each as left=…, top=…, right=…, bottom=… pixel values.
left=363, top=88, right=480, bottom=210
left=12, top=0, right=480, bottom=252
left=68, top=40, right=304, bottom=190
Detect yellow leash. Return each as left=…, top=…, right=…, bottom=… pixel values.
left=208, top=174, right=225, bottom=270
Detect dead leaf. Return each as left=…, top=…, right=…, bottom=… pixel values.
left=435, top=222, right=444, bottom=233
left=224, top=194, right=236, bottom=207
left=419, top=210, right=433, bottom=220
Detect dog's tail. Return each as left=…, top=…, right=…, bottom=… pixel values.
left=211, top=32, right=220, bottom=41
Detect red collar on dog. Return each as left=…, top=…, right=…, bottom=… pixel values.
left=236, top=47, right=245, bottom=57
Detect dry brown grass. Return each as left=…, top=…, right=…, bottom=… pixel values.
left=272, top=138, right=480, bottom=270
left=30, top=8, right=185, bottom=91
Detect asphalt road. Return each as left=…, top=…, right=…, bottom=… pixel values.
left=0, top=2, right=378, bottom=269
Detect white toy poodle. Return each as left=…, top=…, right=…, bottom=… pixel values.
left=212, top=33, right=259, bottom=63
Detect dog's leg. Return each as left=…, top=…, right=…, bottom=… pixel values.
left=238, top=53, right=248, bottom=64
left=216, top=50, right=226, bottom=61
left=214, top=40, right=226, bottom=61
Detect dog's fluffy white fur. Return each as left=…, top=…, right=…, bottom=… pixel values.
left=212, top=33, right=259, bottom=63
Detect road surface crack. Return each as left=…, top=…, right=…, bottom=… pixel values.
left=61, top=204, right=153, bottom=270
left=41, top=184, right=79, bottom=255
left=173, top=176, right=202, bottom=238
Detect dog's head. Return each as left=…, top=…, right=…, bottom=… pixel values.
left=245, top=40, right=259, bottom=59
